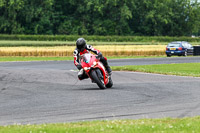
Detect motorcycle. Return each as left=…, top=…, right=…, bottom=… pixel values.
left=80, top=53, right=113, bottom=89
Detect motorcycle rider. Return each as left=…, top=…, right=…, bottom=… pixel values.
left=74, top=38, right=112, bottom=80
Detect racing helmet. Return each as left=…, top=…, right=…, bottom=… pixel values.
left=76, top=38, right=86, bottom=52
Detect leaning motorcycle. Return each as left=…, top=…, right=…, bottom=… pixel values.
left=80, top=53, right=113, bottom=89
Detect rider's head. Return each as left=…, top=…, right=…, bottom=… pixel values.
left=76, top=38, right=86, bottom=52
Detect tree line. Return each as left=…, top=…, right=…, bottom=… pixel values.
left=0, top=0, right=200, bottom=36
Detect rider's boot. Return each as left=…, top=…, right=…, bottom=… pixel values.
left=78, top=69, right=89, bottom=80
left=101, top=58, right=112, bottom=75
left=78, top=69, right=84, bottom=80
left=105, top=65, right=112, bottom=75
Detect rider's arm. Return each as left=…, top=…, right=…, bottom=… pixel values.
left=86, top=44, right=100, bottom=55
left=73, top=49, right=82, bottom=70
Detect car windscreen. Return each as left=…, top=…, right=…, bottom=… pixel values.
left=167, top=43, right=181, bottom=47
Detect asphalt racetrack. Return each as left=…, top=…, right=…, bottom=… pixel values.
left=0, top=57, right=200, bottom=125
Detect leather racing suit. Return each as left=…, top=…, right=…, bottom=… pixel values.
left=73, top=44, right=110, bottom=80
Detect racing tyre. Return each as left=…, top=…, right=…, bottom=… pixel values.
left=90, top=70, right=106, bottom=89
left=106, top=77, right=113, bottom=88
left=167, top=54, right=171, bottom=57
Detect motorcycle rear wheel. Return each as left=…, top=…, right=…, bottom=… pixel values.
left=91, top=69, right=106, bottom=89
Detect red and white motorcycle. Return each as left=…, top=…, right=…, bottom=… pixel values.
left=80, top=53, right=113, bottom=89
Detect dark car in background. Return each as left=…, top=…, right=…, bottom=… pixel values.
left=166, top=41, right=193, bottom=57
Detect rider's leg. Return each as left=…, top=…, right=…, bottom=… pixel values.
left=100, top=57, right=112, bottom=75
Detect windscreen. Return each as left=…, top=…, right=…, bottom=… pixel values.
left=82, top=53, right=91, bottom=63
left=167, top=43, right=181, bottom=47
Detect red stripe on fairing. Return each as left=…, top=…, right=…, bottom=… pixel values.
left=80, top=49, right=89, bottom=55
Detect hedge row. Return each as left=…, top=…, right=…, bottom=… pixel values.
left=0, top=34, right=200, bottom=42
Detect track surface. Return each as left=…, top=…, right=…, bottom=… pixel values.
left=0, top=57, right=200, bottom=125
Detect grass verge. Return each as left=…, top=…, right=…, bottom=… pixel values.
left=0, top=117, right=200, bottom=133
left=0, top=57, right=74, bottom=62
left=0, top=40, right=168, bottom=47
left=0, top=56, right=165, bottom=62
left=111, top=63, right=200, bottom=77
left=0, top=40, right=199, bottom=47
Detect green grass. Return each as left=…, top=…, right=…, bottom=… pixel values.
left=0, top=57, right=74, bottom=62
left=108, top=56, right=166, bottom=59
left=0, top=40, right=75, bottom=47
left=0, top=56, right=166, bottom=62
left=111, top=63, right=200, bottom=77
left=0, top=117, right=200, bottom=133
left=0, top=40, right=166, bottom=47
left=0, top=40, right=199, bottom=47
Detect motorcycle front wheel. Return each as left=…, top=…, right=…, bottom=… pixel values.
left=106, top=76, right=113, bottom=88
left=90, top=69, right=106, bottom=89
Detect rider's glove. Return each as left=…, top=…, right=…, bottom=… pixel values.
left=77, top=64, right=82, bottom=70
left=97, top=52, right=103, bottom=58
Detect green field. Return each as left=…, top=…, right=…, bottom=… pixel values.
left=0, top=40, right=168, bottom=47
left=111, top=63, right=200, bottom=77
left=0, top=117, right=200, bottom=133
left=0, top=40, right=199, bottom=47
left=0, top=56, right=166, bottom=62
left=0, top=56, right=74, bottom=62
